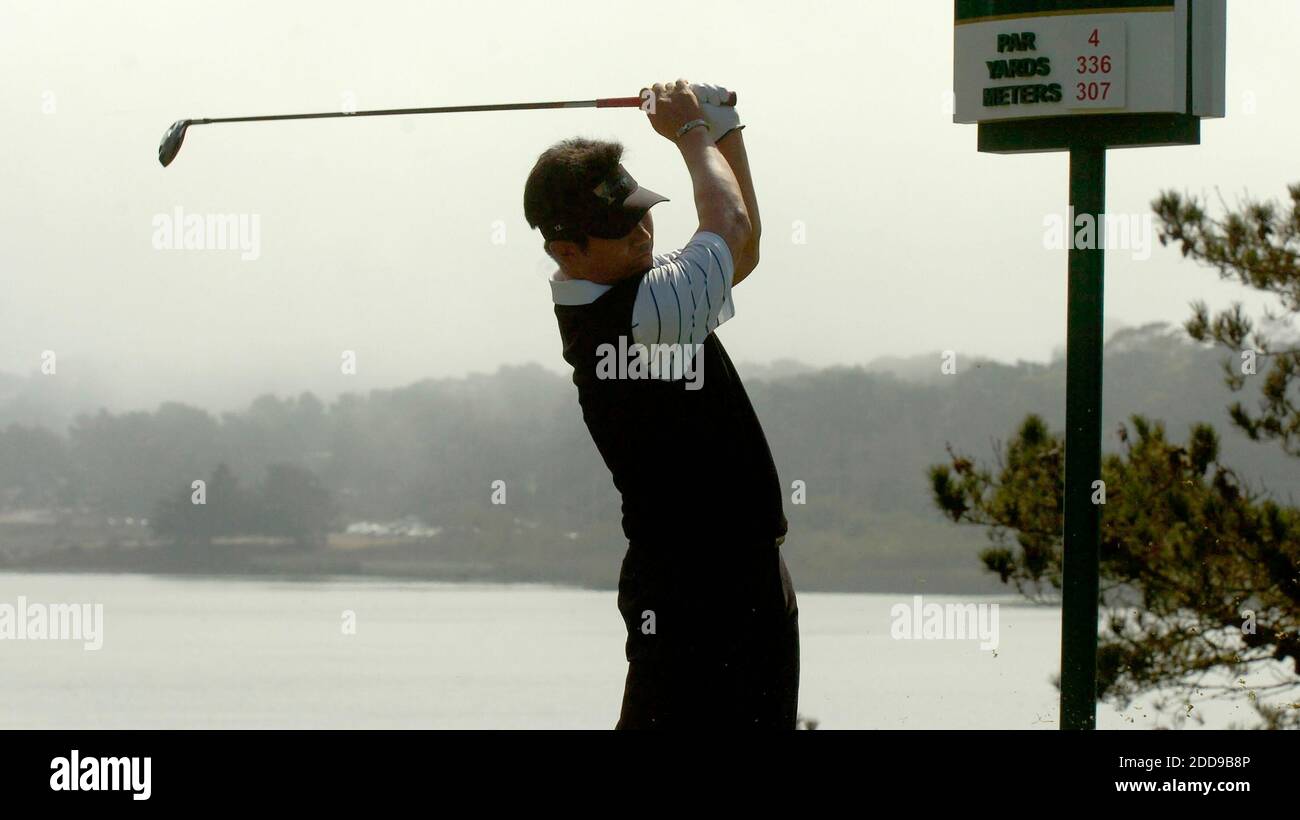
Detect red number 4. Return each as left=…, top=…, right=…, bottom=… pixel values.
left=1089, top=28, right=1100, bottom=47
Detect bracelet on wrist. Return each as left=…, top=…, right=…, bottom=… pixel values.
left=675, top=118, right=711, bottom=139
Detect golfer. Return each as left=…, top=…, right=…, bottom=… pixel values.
left=524, top=79, right=798, bottom=729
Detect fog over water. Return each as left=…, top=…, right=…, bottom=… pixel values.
left=2, top=0, right=1293, bottom=412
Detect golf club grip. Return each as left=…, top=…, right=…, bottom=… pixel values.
left=598, top=91, right=738, bottom=108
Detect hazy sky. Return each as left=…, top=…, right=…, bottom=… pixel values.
left=1, top=0, right=1293, bottom=413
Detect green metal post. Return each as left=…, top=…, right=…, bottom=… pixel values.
left=1060, top=144, right=1106, bottom=730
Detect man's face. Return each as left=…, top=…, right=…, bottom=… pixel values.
left=551, top=210, right=654, bottom=285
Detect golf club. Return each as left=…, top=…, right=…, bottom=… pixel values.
left=158, top=91, right=738, bottom=167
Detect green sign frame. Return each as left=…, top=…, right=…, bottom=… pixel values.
left=953, top=0, right=1221, bottom=731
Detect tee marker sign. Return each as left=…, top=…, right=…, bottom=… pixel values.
left=975, top=21, right=1127, bottom=113
left=952, top=0, right=1226, bottom=732
left=955, top=0, right=1224, bottom=134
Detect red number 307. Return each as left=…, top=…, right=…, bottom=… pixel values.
left=1076, top=81, right=1112, bottom=101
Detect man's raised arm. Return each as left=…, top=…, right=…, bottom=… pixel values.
left=644, top=80, right=753, bottom=275
left=715, top=128, right=760, bottom=285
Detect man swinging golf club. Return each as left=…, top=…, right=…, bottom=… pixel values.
left=524, top=79, right=798, bottom=729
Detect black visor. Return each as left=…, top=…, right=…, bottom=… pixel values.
left=541, top=164, right=668, bottom=242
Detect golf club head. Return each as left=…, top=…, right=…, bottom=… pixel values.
left=158, top=119, right=190, bottom=167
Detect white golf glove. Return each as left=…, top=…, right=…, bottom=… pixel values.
left=691, top=83, right=743, bottom=143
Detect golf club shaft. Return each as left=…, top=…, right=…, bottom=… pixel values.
left=192, top=92, right=736, bottom=126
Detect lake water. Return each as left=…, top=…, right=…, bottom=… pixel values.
left=0, top=572, right=1270, bottom=729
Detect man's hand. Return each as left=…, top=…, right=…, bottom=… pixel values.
left=643, top=79, right=709, bottom=144
left=650, top=78, right=752, bottom=274
left=692, top=83, right=742, bottom=143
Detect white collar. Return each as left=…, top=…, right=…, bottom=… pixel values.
left=549, top=269, right=613, bottom=306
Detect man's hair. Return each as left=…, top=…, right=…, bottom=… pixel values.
left=523, top=137, right=624, bottom=255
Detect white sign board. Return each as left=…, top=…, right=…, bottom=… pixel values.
left=953, top=0, right=1225, bottom=124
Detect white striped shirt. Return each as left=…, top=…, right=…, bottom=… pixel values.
left=630, top=231, right=735, bottom=348
left=548, top=230, right=736, bottom=348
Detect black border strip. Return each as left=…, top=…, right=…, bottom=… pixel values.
left=1186, top=0, right=1195, bottom=114
left=957, top=0, right=1174, bottom=24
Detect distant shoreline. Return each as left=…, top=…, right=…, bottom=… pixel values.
left=1, top=540, right=578, bottom=588
left=0, top=539, right=1033, bottom=597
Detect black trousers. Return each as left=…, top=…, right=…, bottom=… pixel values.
left=614, top=536, right=799, bottom=729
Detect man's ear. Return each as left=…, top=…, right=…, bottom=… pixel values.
left=548, top=239, right=583, bottom=269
